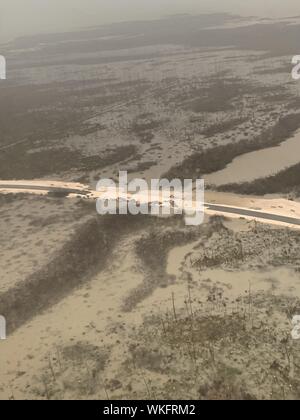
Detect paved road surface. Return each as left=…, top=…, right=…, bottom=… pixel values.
left=1, top=183, right=300, bottom=227
left=205, top=203, right=300, bottom=226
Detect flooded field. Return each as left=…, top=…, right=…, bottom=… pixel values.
left=2, top=12, right=300, bottom=400
left=206, top=129, right=300, bottom=186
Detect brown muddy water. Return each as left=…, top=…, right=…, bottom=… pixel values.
left=205, top=129, right=300, bottom=186
left=167, top=241, right=300, bottom=300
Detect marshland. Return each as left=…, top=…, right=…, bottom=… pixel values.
left=1, top=11, right=300, bottom=400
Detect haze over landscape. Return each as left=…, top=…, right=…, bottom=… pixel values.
left=1, top=0, right=300, bottom=41
left=2, top=0, right=300, bottom=402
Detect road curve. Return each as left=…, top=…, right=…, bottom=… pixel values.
left=1, top=182, right=300, bottom=228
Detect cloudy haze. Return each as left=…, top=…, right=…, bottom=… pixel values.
left=1, top=0, right=300, bottom=42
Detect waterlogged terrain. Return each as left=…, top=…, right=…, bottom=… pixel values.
left=1, top=13, right=300, bottom=400
left=206, top=129, right=300, bottom=186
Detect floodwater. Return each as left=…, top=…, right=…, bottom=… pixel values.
left=167, top=241, right=300, bottom=299
left=205, top=129, right=300, bottom=186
